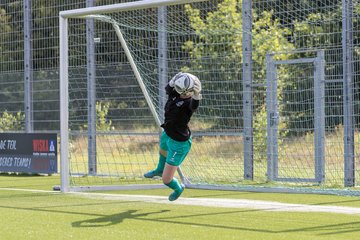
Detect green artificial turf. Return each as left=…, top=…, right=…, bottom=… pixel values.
left=1, top=174, right=360, bottom=240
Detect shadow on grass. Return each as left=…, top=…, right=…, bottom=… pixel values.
left=72, top=209, right=170, bottom=227
left=0, top=202, right=273, bottom=233
left=0, top=172, right=50, bottom=177
left=71, top=207, right=360, bottom=235
left=69, top=207, right=277, bottom=232
left=0, top=196, right=360, bottom=236
left=310, top=198, right=360, bottom=207
left=280, top=221, right=360, bottom=236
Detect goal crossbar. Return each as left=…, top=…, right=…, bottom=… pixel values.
left=59, top=0, right=208, bottom=19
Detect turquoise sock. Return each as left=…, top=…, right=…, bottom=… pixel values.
left=165, top=178, right=182, bottom=192
left=154, top=154, right=166, bottom=173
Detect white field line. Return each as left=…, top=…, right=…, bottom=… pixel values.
left=71, top=192, right=360, bottom=215
left=1, top=187, right=360, bottom=215
left=0, top=187, right=59, bottom=194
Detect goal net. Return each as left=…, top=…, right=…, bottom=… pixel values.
left=59, top=0, right=359, bottom=195
left=60, top=0, right=245, bottom=192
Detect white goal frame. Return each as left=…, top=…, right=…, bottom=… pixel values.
left=59, top=0, right=206, bottom=193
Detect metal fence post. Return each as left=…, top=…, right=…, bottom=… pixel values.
left=242, top=0, right=253, bottom=180
left=266, top=54, right=277, bottom=181
left=24, top=0, right=33, bottom=132
left=158, top=6, right=167, bottom=124
left=87, top=0, right=97, bottom=175
left=315, top=50, right=326, bottom=183
left=342, top=0, right=355, bottom=187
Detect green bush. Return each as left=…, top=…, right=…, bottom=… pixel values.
left=0, top=111, right=24, bottom=132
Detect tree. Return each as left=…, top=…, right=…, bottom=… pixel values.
left=184, top=0, right=293, bottom=131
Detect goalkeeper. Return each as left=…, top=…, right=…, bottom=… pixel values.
left=144, top=72, right=202, bottom=201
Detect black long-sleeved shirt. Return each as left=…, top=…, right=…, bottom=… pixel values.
left=160, top=84, right=200, bottom=141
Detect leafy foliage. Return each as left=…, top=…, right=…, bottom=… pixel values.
left=0, top=111, right=24, bottom=132
left=96, top=101, right=113, bottom=131
left=80, top=101, right=113, bottom=131
left=184, top=0, right=293, bottom=153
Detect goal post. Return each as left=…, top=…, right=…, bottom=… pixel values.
left=59, top=15, right=69, bottom=192
left=59, top=0, right=208, bottom=193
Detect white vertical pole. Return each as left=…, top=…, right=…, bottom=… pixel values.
left=60, top=16, right=70, bottom=193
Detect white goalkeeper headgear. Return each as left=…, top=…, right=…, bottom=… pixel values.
left=173, top=73, right=196, bottom=95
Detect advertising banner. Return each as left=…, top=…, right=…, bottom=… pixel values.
left=0, top=133, right=57, bottom=174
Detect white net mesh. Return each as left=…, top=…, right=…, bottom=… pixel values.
left=62, top=0, right=360, bottom=194
left=66, top=1, right=244, bottom=188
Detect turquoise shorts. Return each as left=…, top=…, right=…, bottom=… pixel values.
left=159, top=131, right=192, bottom=166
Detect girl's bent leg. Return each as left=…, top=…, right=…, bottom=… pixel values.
left=144, top=149, right=167, bottom=178
left=162, top=163, right=184, bottom=201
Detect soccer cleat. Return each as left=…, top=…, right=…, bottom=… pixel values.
left=168, top=184, right=185, bottom=201
left=143, top=170, right=162, bottom=178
